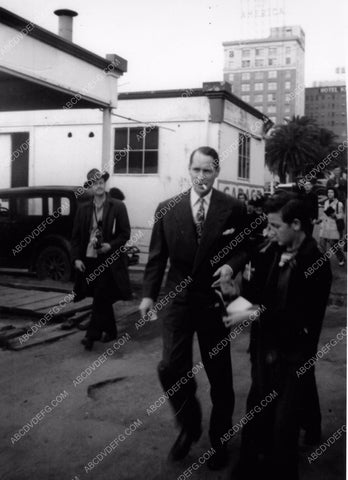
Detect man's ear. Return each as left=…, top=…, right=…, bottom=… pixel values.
left=292, top=218, right=302, bottom=231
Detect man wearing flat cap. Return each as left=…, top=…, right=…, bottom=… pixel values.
left=71, top=168, right=132, bottom=350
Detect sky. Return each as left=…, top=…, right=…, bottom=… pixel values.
left=1, top=0, right=347, bottom=92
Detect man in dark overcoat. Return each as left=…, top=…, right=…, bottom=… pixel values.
left=72, top=168, right=132, bottom=350
left=225, top=193, right=332, bottom=480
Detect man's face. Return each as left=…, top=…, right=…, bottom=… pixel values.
left=334, top=167, right=341, bottom=178
left=267, top=211, right=296, bottom=247
left=238, top=194, right=246, bottom=204
left=303, top=182, right=312, bottom=193
left=189, top=151, right=219, bottom=196
left=92, top=178, right=106, bottom=196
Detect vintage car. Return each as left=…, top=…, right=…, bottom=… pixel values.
left=0, top=186, right=139, bottom=281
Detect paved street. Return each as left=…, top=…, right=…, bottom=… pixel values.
left=0, top=264, right=345, bottom=480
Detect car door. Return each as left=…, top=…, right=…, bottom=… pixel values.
left=0, top=194, right=14, bottom=267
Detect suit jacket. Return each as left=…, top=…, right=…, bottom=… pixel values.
left=143, top=188, right=249, bottom=304
left=246, top=236, right=332, bottom=367
left=71, top=195, right=132, bottom=301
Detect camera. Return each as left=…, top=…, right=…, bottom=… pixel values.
left=94, top=221, right=103, bottom=249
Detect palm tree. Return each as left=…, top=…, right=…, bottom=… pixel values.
left=266, top=116, right=321, bottom=182
left=265, top=116, right=340, bottom=182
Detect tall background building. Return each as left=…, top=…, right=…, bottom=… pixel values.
left=223, top=25, right=305, bottom=125
left=305, top=83, right=347, bottom=146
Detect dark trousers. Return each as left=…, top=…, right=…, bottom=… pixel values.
left=158, top=296, right=234, bottom=449
left=238, top=356, right=301, bottom=480
left=85, top=258, right=118, bottom=340
left=299, top=366, right=321, bottom=438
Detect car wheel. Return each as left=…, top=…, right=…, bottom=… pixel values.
left=36, top=246, right=71, bottom=282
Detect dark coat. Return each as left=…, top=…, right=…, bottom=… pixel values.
left=245, top=236, right=332, bottom=368
left=71, top=195, right=132, bottom=302
left=143, top=188, right=249, bottom=304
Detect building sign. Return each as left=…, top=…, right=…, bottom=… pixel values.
left=217, top=180, right=264, bottom=199
left=223, top=101, right=264, bottom=136
left=319, top=86, right=346, bottom=94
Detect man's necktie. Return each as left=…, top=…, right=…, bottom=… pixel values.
left=195, top=198, right=205, bottom=242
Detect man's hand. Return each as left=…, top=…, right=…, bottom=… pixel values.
left=97, top=243, right=112, bottom=254
left=74, top=259, right=86, bottom=272
left=211, top=264, right=234, bottom=297
left=139, top=297, right=154, bottom=317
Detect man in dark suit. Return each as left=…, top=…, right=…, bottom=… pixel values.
left=72, top=169, right=132, bottom=350
left=139, top=147, right=249, bottom=469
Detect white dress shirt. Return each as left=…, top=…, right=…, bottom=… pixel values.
left=190, top=188, right=213, bottom=222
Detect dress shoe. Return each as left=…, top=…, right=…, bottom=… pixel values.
left=168, top=427, right=202, bottom=461
left=207, top=446, right=229, bottom=470
left=81, top=337, right=94, bottom=351
left=101, top=332, right=117, bottom=343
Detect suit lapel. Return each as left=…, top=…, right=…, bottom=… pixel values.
left=193, top=189, right=230, bottom=273
left=173, top=190, right=198, bottom=259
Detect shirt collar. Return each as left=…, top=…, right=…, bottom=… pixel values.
left=190, top=187, right=213, bottom=208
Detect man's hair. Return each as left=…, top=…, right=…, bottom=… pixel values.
left=237, top=192, right=247, bottom=200
left=265, top=192, right=311, bottom=233
left=189, top=146, right=220, bottom=169
left=109, top=187, right=125, bottom=201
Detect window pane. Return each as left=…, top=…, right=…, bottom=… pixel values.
left=144, top=151, right=158, bottom=173
left=129, top=128, right=144, bottom=150
left=17, top=197, right=43, bottom=216
left=114, top=152, right=127, bottom=173
left=114, top=128, right=128, bottom=149
left=145, top=127, right=159, bottom=150
left=129, top=151, right=143, bottom=173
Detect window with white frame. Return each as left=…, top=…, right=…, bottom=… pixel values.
left=228, top=73, right=234, bottom=82
left=238, top=133, right=250, bottom=179
left=242, top=72, right=251, bottom=80
left=285, top=93, right=291, bottom=103
left=269, top=47, right=277, bottom=56
left=242, top=49, right=250, bottom=57
left=242, top=60, right=251, bottom=68
left=114, top=126, right=159, bottom=174
left=268, top=58, right=277, bottom=66
left=255, top=59, right=264, bottom=67
left=254, top=94, right=263, bottom=103
left=285, top=81, right=291, bottom=90
left=254, top=83, right=263, bottom=91
left=268, top=105, right=276, bottom=113
left=268, top=82, right=277, bottom=90
left=285, top=46, right=291, bottom=55
left=285, top=70, right=291, bottom=78
left=286, top=57, right=291, bottom=65
left=255, top=48, right=264, bottom=56
left=268, top=93, right=276, bottom=102
left=242, top=84, right=250, bottom=92
left=268, top=70, right=277, bottom=79
left=255, top=72, right=264, bottom=80
left=241, top=95, right=250, bottom=102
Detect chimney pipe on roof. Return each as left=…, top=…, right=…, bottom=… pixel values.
left=54, top=9, right=78, bottom=42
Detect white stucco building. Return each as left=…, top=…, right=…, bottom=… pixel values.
left=0, top=81, right=271, bottom=258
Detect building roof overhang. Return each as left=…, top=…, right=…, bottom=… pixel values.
left=0, top=7, right=127, bottom=111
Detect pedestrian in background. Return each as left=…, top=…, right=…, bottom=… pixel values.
left=72, top=169, right=132, bottom=350
left=319, top=187, right=345, bottom=266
